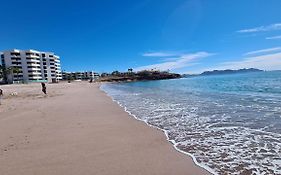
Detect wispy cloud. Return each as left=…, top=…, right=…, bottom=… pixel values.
left=135, top=52, right=213, bottom=71
left=266, top=35, right=281, bottom=40
left=237, top=23, right=281, bottom=33
left=198, top=52, right=281, bottom=73
left=244, top=47, right=281, bottom=56
left=142, top=52, right=179, bottom=57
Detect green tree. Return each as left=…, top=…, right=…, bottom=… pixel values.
left=5, top=66, right=22, bottom=83
left=0, top=65, right=4, bottom=79
left=12, top=67, right=21, bottom=82
left=111, top=70, right=120, bottom=76
left=0, top=65, right=10, bottom=83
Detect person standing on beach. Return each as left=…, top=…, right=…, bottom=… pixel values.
left=41, top=83, right=47, bottom=95
left=0, top=88, right=3, bottom=105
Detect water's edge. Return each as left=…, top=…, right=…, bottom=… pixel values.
left=100, top=85, right=216, bottom=175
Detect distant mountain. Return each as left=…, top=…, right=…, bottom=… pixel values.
left=200, top=68, right=263, bottom=76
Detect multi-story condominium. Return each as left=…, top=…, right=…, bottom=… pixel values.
left=62, top=71, right=99, bottom=81
left=83, top=71, right=99, bottom=80
left=0, top=49, right=62, bottom=83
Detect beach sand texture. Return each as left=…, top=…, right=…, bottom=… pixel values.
left=0, top=82, right=209, bottom=175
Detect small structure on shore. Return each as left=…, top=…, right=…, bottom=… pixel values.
left=62, top=71, right=99, bottom=82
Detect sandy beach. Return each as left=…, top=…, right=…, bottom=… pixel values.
left=0, top=82, right=209, bottom=175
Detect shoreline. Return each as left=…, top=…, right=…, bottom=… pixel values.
left=0, top=82, right=209, bottom=175
left=100, top=84, right=215, bottom=175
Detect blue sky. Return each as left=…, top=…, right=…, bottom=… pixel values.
left=1, top=0, right=281, bottom=73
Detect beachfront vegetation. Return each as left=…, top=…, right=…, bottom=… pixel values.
left=98, top=69, right=181, bottom=82
left=0, top=66, right=24, bottom=84
left=0, top=65, right=4, bottom=79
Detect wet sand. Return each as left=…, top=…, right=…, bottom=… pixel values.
left=0, top=82, right=210, bottom=175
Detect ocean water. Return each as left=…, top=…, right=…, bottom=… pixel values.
left=100, top=71, right=281, bottom=175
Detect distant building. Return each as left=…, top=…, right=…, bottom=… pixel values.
left=0, top=49, right=62, bottom=83
left=62, top=71, right=99, bottom=81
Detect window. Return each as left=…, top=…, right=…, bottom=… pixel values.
left=11, top=57, right=21, bottom=60
left=27, top=66, right=41, bottom=69
left=15, top=66, right=21, bottom=69
left=12, top=61, right=21, bottom=64
left=28, top=70, right=41, bottom=73
left=11, top=52, right=20, bottom=56
left=27, top=61, right=40, bottom=65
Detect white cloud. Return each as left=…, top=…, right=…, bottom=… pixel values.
left=135, top=52, right=213, bottom=71
left=142, top=52, right=179, bottom=57
left=237, top=23, right=281, bottom=33
left=161, top=57, right=181, bottom=61
left=266, top=35, right=281, bottom=40
left=244, top=47, right=281, bottom=56
left=200, top=52, right=281, bottom=73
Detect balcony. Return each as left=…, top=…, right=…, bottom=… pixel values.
left=12, top=72, right=23, bottom=76
left=11, top=57, right=21, bottom=60
left=28, top=75, right=42, bottom=78
left=11, top=61, right=22, bottom=65
left=10, top=53, right=21, bottom=57
left=28, top=72, right=42, bottom=75
left=27, top=67, right=41, bottom=71
left=10, top=66, right=22, bottom=69
left=26, top=57, right=41, bottom=62
left=27, top=62, right=41, bottom=66
left=25, top=53, right=40, bottom=58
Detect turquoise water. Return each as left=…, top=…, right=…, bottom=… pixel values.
left=101, top=71, right=281, bottom=175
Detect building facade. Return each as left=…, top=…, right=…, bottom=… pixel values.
left=0, top=49, right=62, bottom=83
left=62, top=71, right=99, bottom=81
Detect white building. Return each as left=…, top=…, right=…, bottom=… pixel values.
left=0, top=49, right=62, bottom=83
left=62, top=71, right=99, bottom=80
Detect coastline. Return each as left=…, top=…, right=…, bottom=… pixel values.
left=0, top=82, right=209, bottom=175
left=100, top=84, right=215, bottom=175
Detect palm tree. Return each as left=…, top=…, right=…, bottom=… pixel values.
left=128, top=68, right=133, bottom=73
left=0, top=65, right=4, bottom=80
left=4, top=66, right=21, bottom=83
left=12, top=67, right=21, bottom=83
left=0, top=65, right=9, bottom=83
left=5, top=67, right=14, bottom=83
left=111, top=70, right=120, bottom=76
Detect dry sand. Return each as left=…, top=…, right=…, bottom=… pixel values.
left=0, top=82, right=210, bottom=175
